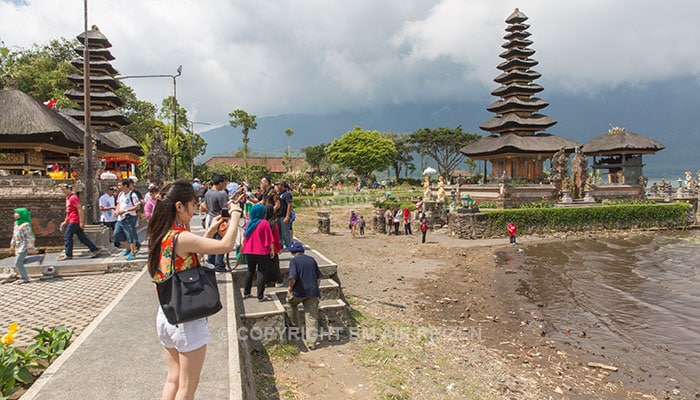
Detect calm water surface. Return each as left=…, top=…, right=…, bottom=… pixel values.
left=515, top=231, right=700, bottom=394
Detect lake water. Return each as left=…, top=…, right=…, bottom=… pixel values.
left=515, top=231, right=700, bottom=396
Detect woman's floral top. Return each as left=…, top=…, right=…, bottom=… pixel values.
left=10, top=222, right=35, bottom=255
left=152, top=224, right=199, bottom=282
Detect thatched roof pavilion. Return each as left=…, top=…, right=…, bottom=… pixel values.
left=461, top=8, right=579, bottom=183
left=583, top=127, right=664, bottom=155
left=0, top=89, right=84, bottom=174
left=0, top=89, right=142, bottom=175
left=583, top=127, right=664, bottom=185
left=0, top=89, right=84, bottom=150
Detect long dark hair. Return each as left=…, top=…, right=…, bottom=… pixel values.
left=264, top=203, right=277, bottom=229
left=147, top=179, right=197, bottom=277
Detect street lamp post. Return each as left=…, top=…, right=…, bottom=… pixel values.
left=82, top=0, right=95, bottom=224
left=117, top=65, right=182, bottom=180
left=171, top=65, right=182, bottom=180
left=189, top=121, right=210, bottom=179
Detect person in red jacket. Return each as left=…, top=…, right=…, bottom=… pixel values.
left=403, top=207, right=412, bottom=235
left=507, top=221, right=517, bottom=245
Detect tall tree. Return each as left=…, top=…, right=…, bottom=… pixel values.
left=326, top=126, right=397, bottom=183
left=228, top=109, right=257, bottom=180
left=159, top=96, right=190, bottom=179
left=283, top=128, right=294, bottom=172
left=410, top=125, right=481, bottom=180
left=116, top=86, right=157, bottom=144
left=0, top=38, right=79, bottom=107
left=302, top=143, right=328, bottom=177
left=387, top=132, right=416, bottom=180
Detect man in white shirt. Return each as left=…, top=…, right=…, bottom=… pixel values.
left=99, top=186, right=117, bottom=235
left=113, top=179, right=140, bottom=260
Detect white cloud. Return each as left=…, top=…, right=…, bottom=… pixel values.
left=2, top=0, right=700, bottom=125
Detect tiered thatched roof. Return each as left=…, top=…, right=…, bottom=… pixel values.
left=462, top=133, right=579, bottom=158
left=478, top=8, right=557, bottom=137
left=462, top=8, right=578, bottom=159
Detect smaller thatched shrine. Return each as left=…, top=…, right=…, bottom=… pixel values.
left=583, top=127, right=664, bottom=186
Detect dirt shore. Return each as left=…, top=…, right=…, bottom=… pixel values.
left=258, top=204, right=664, bottom=400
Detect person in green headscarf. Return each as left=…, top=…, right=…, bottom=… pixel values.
left=9, top=208, right=41, bottom=284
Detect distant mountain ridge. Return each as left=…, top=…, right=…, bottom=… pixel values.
left=199, top=77, right=700, bottom=180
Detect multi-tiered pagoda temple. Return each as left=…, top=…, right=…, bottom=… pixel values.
left=63, top=25, right=141, bottom=179
left=461, top=8, right=578, bottom=183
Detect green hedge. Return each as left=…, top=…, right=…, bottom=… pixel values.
left=483, top=203, right=692, bottom=236
left=374, top=201, right=416, bottom=211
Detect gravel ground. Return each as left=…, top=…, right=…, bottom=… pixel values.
left=256, top=204, right=663, bottom=400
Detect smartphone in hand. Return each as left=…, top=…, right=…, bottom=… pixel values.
left=220, top=208, right=230, bottom=219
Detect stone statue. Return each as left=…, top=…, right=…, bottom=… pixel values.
left=571, top=146, right=588, bottom=198
left=422, top=176, right=432, bottom=201
left=685, top=171, right=693, bottom=190
left=650, top=181, right=658, bottom=194
left=436, top=176, right=446, bottom=202
left=146, top=128, right=169, bottom=186
left=550, top=147, right=568, bottom=199
left=637, top=175, right=648, bottom=189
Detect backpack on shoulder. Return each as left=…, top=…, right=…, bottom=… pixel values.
left=129, top=190, right=144, bottom=218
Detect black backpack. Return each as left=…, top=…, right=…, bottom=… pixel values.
left=129, top=190, right=144, bottom=214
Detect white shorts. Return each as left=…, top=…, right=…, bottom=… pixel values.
left=156, top=307, right=211, bottom=353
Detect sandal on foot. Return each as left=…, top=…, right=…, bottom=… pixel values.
left=56, top=254, right=72, bottom=261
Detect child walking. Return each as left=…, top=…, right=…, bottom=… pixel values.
left=9, top=208, right=43, bottom=284
left=358, top=215, right=366, bottom=236
left=507, top=221, right=517, bottom=245
left=420, top=217, right=428, bottom=244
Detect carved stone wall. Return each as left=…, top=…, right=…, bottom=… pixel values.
left=316, top=211, right=331, bottom=234
left=0, top=177, right=72, bottom=247
left=373, top=214, right=386, bottom=234
left=447, top=213, right=491, bottom=239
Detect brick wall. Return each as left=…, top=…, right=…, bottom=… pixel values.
left=0, top=177, right=71, bottom=247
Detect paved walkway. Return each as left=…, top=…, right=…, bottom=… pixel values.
left=0, top=215, right=244, bottom=399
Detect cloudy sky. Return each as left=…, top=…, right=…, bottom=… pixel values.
left=2, top=0, right=700, bottom=128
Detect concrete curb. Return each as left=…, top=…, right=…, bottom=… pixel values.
left=20, top=268, right=146, bottom=400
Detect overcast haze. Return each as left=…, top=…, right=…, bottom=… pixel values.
left=3, top=0, right=700, bottom=128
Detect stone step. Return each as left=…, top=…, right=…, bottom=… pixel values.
left=265, top=278, right=341, bottom=300
left=0, top=250, right=146, bottom=280
left=237, top=286, right=350, bottom=345
left=283, top=299, right=351, bottom=338
left=231, top=247, right=338, bottom=287
left=237, top=279, right=343, bottom=320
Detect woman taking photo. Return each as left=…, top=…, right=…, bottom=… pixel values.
left=148, top=179, right=242, bottom=400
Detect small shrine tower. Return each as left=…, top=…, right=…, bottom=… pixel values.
left=461, top=8, right=578, bottom=182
